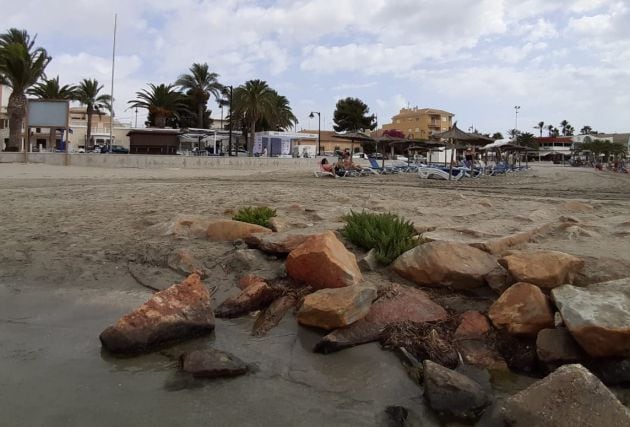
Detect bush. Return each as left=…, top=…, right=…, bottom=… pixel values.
left=233, top=206, right=277, bottom=228
left=341, top=210, right=417, bottom=265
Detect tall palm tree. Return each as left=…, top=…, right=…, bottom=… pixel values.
left=28, top=76, right=77, bottom=147
left=267, top=91, right=298, bottom=131
left=560, top=120, right=570, bottom=136
left=232, top=79, right=275, bottom=156
left=534, top=121, right=545, bottom=137
left=74, top=79, right=111, bottom=149
left=0, top=28, right=51, bottom=150
left=546, top=124, right=554, bottom=137
left=128, top=83, right=185, bottom=128
left=175, top=63, right=223, bottom=128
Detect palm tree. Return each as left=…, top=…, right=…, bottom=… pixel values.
left=175, top=63, right=223, bottom=129
left=128, top=83, right=185, bottom=128
left=265, top=91, right=298, bottom=131
left=74, top=79, right=111, bottom=149
left=580, top=125, right=592, bottom=135
left=232, top=79, right=275, bottom=156
left=28, top=76, right=77, bottom=147
left=560, top=120, right=570, bottom=136
left=0, top=28, right=51, bottom=150
left=534, top=121, right=545, bottom=137
left=546, top=124, right=554, bottom=137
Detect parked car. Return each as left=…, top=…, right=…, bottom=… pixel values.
left=109, top=145, right=129, bottom=154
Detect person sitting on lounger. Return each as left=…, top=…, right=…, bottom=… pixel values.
left=321, top=158, right=335, bottom=173
left=342, top=151, right=361, bottom=170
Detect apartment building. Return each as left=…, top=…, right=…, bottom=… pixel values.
left=380, top=107, right=454, bottom=139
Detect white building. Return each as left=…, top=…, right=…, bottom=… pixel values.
left=254, top=131, right=317, bottom=157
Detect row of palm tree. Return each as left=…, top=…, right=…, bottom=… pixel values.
left=128, top=70, right=298, bottom=155
left=1, top=27, right=298, bottom=156
left=534, top=120, right=596, bottom=138
left=0, top=28, right=112, bottom=150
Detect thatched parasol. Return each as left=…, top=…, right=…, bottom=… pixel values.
left=332, top=132, right=374, bottom=159
left=432, top=122, right=494, bottom=180
left=373, top=134, right=410, bottom=167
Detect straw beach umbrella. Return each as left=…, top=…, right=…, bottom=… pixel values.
left=432, top=122, right=493, bottom=180
left=332, top=132, right=375, bottom=158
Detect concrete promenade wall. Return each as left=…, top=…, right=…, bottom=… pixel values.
left=0, top=152, right=324, bottom=170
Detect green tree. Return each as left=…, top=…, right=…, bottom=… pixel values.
left=332, top=97, right=376, bottom=133
left=507, top=128, right=521, bottom=139
left=175, top=63, right=223, bottom=129
left=28, top=76, right=77, bottom=147
left=491, top=132, right=503, bottom=140
left=534, top=121, right=545, bottom=137
left=75, top=79, right=111, bottom=148
left=517, top=132, right=538, bottom=149
left=232, top=79, right=275, bottom=156
left=580, top=125, right=592, bottom=135
left=0, top=28, right=51, bottom=150
left=128, top=83, right=185, bottom=128
left=546, top=124, right=554, bottom=137
left=259, top=91, right=298, bottom=131
left=560, top=120, right=573, bottom=136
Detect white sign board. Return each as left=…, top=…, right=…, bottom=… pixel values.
left=27, top=100, right=69, bottom=128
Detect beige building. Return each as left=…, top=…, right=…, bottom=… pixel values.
left=0, top=85, right=10, bottom=149
left=380, top=107, right=454, bottom=139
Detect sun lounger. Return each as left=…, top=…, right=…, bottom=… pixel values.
left=368, top=158, right=399, bottom=174
left=417, top=166, right=465, bottom=181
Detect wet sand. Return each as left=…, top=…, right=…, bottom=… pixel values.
left=1, top=162, right=630, bottom=426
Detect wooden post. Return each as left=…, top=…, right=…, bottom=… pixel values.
left=448, top=140, right=455, bottom=181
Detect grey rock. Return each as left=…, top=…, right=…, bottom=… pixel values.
left=181, top=348, right=248, bottom=378
left=422, top=360, right=490, bottom=421
left=500, top=364, right=630, bottom=426
left=536, top=328, right=585, bottom=364
left=552, top=278, right=630, bottom=357
left=358, top=248, right=379, bottom=272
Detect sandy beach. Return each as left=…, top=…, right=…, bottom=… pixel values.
left=1, top=162, right=629, bottom=425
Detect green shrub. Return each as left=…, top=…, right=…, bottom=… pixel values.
left=233, top=206, right=277, bottom=228
left=341, top=210, right=417, bottom=265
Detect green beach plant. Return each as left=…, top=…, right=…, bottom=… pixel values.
left=233, top=206, right=277, bottom=228
left=341, top=211, right=417, bottom=265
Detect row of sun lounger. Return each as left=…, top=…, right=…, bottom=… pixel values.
left=315, top=159, right=528, bottom=180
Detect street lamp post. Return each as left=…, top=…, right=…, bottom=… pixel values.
left=514, top=105, right=521, bottom=139
left=309, top=111, right=321, bottom=156
left=228, top=85, right=233, bottom=156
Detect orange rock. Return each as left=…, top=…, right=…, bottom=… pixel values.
left=489, top=282, right=554, bottom=336
left=455, top=311, right=491, bottom=339
left=215, top=281, right=280, bottom=318
left=99, top=273, right=214, bottom=354
left=297, top=286, right=377, bottom=330
left=245, top=230, right=324, bottom=254
left=392, top=241, right=501, bottom=290
left=206, top=219, right=272, bottom=241
left=499, top=250, right=584, bottom=289
left=238, top=274, right=267, bottom=290
left=286, top=231, right=362, bottom=289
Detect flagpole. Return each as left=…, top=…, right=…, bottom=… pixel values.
left=109, top=13, right=117, bottom=152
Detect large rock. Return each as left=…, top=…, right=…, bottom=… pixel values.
left=167, top=248, right=206, bottom=276
left=392, top=241, right=501, bottom=290
left=181, top=348, right=248, bottom=378
left=552, top=278, right=630, bottom=357
left=206, top=219, right=272, bottom=241
left=489, top=282, right=554, bottom=336
left=423, top=360, right=490, bottom=421
left=536, top=328, right=585, bottom=364
left=500, top=364, right=630, bottom=426
left=244, top=230, right=323, bottom=254
left=297, top=285, right=377, bottom=330
left=315, top=284, right=447, bottom=352
left=286, top=231, right=362, bottom=289
left=215, top=281, right=280, bottom=318
left=499, top=250, right=584, bottom=289
left=100, top=273, right=214, bottom=354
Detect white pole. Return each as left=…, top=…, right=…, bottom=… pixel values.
left=109, top=13, right=117, bottom=151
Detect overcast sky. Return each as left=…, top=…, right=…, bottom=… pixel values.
left=4, top=0, right=630, bottom=134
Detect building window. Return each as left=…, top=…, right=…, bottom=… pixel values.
left=442, top=117, right=446, bottom=122
left=0, top=119, right=7, bottom=129
left=415, top=128, right=419, bottom=132
left=396, top=119, right=400, bottom=124
left=36, top=127, right=41, bottom=133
